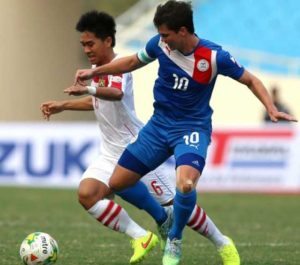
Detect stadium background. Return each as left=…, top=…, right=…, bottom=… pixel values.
left=1, top=0, right=299, bottom=123
left=1, top=0, right=299, bottom=192
left=0, top=1, right=300, bottom=264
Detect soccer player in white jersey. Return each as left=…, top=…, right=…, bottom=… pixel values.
left=42, top=10, right=246, bottom=265
left=74, top=2, right=297, bottom=265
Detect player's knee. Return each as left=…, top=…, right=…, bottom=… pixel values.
left=78, top=184, right=102, bottom=209
left=78, top=187, right=91, bottom=201
left=108, top=178, right=123, bottom=191
left=177, top=179, right=194, bottom=193
left=78, top=189, right=93, bottom=208
left=108, top=168, right=136, bottom=191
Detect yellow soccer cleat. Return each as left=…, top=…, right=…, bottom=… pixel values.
left=129, top=231, right=159, bottom=264
left=218, top=236, right=240, bottom=265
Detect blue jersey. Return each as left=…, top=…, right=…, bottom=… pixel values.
left=137, top=34, right=244, bottom=133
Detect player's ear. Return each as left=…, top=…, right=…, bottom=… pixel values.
left=104, top=36, right=113, bottom=47
left=178, top=26, right=188, bottom=36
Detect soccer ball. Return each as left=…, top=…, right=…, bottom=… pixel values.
left=19, top=232, right=59, bottom=265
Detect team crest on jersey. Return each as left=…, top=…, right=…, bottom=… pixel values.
left=197, top=59, right=210, bottom=72
left=98, top=78, right=106, bottom=87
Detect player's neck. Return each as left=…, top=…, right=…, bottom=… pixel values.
left=180, top=34, right=200, bottom=55
left=98, top=49, right=116, bottom=66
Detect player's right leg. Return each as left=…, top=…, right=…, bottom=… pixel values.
left=78, top=177, right=151, bottom=240
left=140, top=163, right=175, bottom=250
left=187, top=205, right=240, bottom=264
left=78, top=157, right=158, bottom=264
left=110, top=162, right=168, bottom=226
left=109, top=121, right=172, bottom=227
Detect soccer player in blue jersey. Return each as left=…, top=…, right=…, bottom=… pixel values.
left=74, top=1, right=297, bottom=265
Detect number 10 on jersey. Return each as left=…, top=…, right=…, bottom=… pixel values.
left=173, top=73, right=189, bottom=91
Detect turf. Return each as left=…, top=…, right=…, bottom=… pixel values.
left=0, top=187, right=299, bottom=265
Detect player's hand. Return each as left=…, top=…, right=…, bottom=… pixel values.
left=40, top=101, right=64, bottom=121
left=64, top=84, right=88, bottom=96
left=74, top=69, right=95, bottom=84
left=268, top=110, right=298, bottom=123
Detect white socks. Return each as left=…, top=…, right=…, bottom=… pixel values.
left=88, top=199, right=147, bottom=239
left=187, top=205, right=230, bottom=248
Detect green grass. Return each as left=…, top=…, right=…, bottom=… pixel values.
left=0, top=187, right=299, bottom=265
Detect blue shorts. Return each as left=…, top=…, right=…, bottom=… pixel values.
left=119, top=118, right=211, bottom=175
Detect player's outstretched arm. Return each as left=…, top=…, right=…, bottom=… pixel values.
left=40, top=96, right=93, bottom=121
left=64, top=84, right=123, bottom=101
left=238, top=70, right=297, bottom=123
left=75, top=54, right=144, bottom=83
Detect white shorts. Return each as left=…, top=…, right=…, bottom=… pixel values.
left=81, top=154, right=175, bottom=205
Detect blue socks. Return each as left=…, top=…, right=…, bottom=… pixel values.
left=117, top=180, right=167, bottom=225
left=169, top=189, right=197, bottom=240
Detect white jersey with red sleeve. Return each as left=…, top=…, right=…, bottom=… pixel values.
left=81, top=60, right=175, bottom=205
left=90, top=66, right=144, bottom=160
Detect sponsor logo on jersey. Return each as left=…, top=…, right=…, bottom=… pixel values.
left=230, top=56, right=242, bottom=68
left=111, top=76, right=122, bottom=83
left=192, top=160, right=200, bottom=166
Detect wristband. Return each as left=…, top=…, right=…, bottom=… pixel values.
left=86, top=86, right=97, bottom=95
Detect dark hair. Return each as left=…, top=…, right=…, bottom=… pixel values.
left=76, top=10, right=116, bottom=47
left=153, top=0, right=194, bottom=33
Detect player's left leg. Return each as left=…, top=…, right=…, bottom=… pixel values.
left=141, top=158, right=240, bottom=265
left=165, top=128, right=240, bottom=265
left=162, top=130, right=209, bottom=265
left=162, top=164, right=199, bottom=265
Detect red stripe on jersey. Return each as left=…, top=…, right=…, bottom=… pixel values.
left=104, top=205, right=122, bottom=226
left=192, top=46, right=212, bottom=84
left=97, top=201, right=114, bottom=222
left=110, top=74, right=123, bottom=90
left=93, top=76, right=99, bottom=83
left=188, top=206, right=201, bottom=226
left=103, top=76, right=109, bottom=87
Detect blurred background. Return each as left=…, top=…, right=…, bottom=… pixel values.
left=0, top=0, right=299, bottom=192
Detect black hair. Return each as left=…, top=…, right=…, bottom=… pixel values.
left=153, top=0, right=194, bottom=33
left=76, top=10, right=116, bottom=47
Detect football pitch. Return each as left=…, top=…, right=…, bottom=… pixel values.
left=0, top=187, right=299, bottom=265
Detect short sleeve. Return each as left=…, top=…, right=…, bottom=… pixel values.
left=217, top=49, right=244, bottom=80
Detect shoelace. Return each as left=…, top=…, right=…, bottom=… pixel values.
left=167, top=240, right=181, bottom=257
left=159, top=207, right=173, bottom=238
left=158, top=223, right=167, bottom=238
